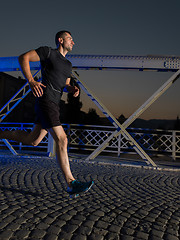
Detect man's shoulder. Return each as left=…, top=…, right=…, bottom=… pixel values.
left=36, top=46, right=50, bottom=51
left=35, top=46, right=53, bottom=60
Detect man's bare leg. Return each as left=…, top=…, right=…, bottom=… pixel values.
left=0, top=124, right=47, bottom=146
left=0, top=124, right=74, bottom=185
left=48, top=126, right=75, bottom=187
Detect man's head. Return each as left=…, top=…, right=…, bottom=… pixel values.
left=55, top=30, right=74, bottom=53
left=55, top=31, right=71, bottom=46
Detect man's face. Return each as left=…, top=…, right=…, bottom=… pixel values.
left=62, top=33, right=75, bottom=52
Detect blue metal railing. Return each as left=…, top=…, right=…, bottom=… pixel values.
left=0, top=122, right=180, bottom=159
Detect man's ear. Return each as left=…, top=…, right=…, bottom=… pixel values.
left=59, top=37, right=63, bottom=44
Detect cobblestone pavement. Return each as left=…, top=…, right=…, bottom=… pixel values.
left=0, top=152, right=179, bottom=240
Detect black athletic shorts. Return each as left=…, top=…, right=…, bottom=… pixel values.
left=35, top=97, right=61, bottom=129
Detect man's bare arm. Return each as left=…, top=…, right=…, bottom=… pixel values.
left=65, top=77, right=79, bottom=97
left=18, top=50, right=46, bottom=97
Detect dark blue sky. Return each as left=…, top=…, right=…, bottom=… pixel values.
left=1, top=0, right=180, bottom=119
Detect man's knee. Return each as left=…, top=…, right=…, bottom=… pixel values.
left=27, top=137, right=41, bottom=147
left=55, top=135, right=68, bottom=148
left=31, top=141, right=39, bottom=147
left=27, top=128, right=46, bottom=147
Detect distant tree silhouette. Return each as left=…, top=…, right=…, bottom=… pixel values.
left=86, top=108, right=100, bottom=125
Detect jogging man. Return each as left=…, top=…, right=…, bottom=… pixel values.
left=0, top=30, right=94, bottom=197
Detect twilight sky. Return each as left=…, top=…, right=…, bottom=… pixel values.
left=1, top=0, right=180, bottom=120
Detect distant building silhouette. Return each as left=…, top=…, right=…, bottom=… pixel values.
left=174, top=116, right=180, bottom=130
left=117, top=114, right=126, bottom=124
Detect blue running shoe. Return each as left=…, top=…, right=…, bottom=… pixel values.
left=67, top=180, right=94, bottom=198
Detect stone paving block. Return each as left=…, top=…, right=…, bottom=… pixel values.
left=54, top=219, right=66, bottom=228
left=44, top=233, right=58, bottom=240
left=36, top=222, right=49, bottom=230
left=95, top=220, right=109, bottom=229
left=6, top=222, right=20, bottom=231
left=67, top=209, right=77, bottom=216
left=93, top=210, right=105, bottom=217
left=73, top=214, right=87, bottom=221
left=75, top=226, right=92, bottom=235
left=167, top=229, right=179, bottom=237
left=120, top=235, right=134, bottom=240
left=86, top=214, right=100, bottom=222
left=93, top=227, right=108, bottom=237
left=0, top=221, right=9, bottom=229
left=14, top=229, right=31, bottom=239
left=135, top=231, right=149, bottom=239
left=14, top=217, right=27, bottom=225
left=59, top=214, right=73, bottom=222
left=169, top=217, right=180, bottom=224
left=29, top=229, right=46, bottom=238
left=47, top=225, right=61, bottom=235
left=1, top=208, right=15, bottom=216
left=121, top=212, right=131, bottom=218
left=23, top=212, right=34, bottom=219
left=153, top=224, right=165, bottom=232
left=43, top=216, right=56, bottom=224
left=57, top=230, right=73, bottom=240
left=116, top=215, right=127, bottom=224
left=149, top=237, right=164, bottom=240
left=105, top=232, right=120, bottom=240
left=73, top=205, right=85, bottom=211
left=36, top=212, right=48, bottom=218
left=150, top=229, right=164, bottom=238
left=108, top=224, right=121, bottom=233
left=123, top=218, right=139, bottom=229
left=12, top=209, right=26, bottom=218
left=84, top=207, right=96, bottom=214
left=165, top=235, right=179, bottom=240
left=100, top=215, right=115, bottom=223
left=138, top=222, right=152, bottom=233
left=71, top=234, right=87, bottom=240
left=0, top=230, right=14, bottom=239
left=61, top=223, right=79, bottom=234
left=121, top=227, right=135, bottom=235
left=3, top=215, right=16, bottom=223
left=88, top=233, right=104, bottom=240
left=66, top=219, right=81, bottom=227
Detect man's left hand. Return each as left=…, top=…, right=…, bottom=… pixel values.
left=73, top=86, right=79, bottom=97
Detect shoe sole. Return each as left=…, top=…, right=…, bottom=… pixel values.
left=69, top=181, right=94, bottom=198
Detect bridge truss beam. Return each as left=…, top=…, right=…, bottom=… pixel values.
left=0, top=54, right=180, bottom=164
left=0, top=54, right=180, bottom=72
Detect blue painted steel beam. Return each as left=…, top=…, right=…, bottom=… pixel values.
left=2, top=139, right=18, bottom=155
left=0, top=57, right=40, bottom=72
left=0, top=55, right=180, bottom=72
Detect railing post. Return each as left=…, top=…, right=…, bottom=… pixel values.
left=118, top=134, right=122, bottom=157
left=172, top=130, right=176, bottom=161
left=19, top=123, right=23, bottom=151
left=47, top=133, right=55, bottom=157
left=67, top=124, right=70, bottom=153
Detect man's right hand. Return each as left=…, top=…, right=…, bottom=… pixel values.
left=29, top=80, right=46, bottom=97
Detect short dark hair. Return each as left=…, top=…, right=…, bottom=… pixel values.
left=55, top=30, right=72, bottom=46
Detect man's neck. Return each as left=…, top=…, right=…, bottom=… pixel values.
left=57, top=46, right=68, bottom=57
